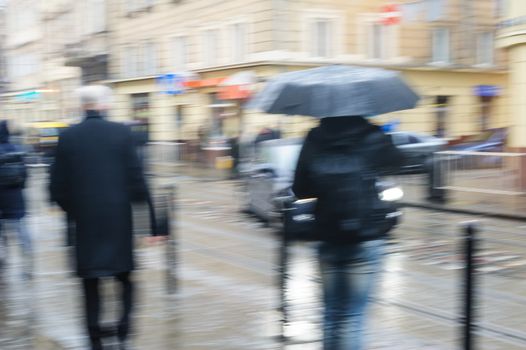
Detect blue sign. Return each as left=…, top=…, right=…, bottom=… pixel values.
left=381, top=119, right=400, bottom=132
left=474, top=85, right=501, bottom=97
left=15, top=91, right=41, bottom=102
left=156, top=73, right=185, bottom=95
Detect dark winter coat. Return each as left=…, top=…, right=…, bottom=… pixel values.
left=0, top=121, right=26, bottom=220
left=292, top=117, right=404, bottom=241
left=49, top=111, right=158, bottom=278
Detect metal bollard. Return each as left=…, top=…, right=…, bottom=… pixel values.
left=427, top=156, right=447, bottom=204
left=462, top=221, right=479, bottom=350
left=278, top=230, right=290, bottom=342
left=163, top=184, right=178, bottom=294
left=277, top=199, right=295, bottom=342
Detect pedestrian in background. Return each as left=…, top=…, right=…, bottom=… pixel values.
left=50, top=85, right=165, bottom=350
left=292, top=116, right=404, bottom=350
left=0, top=120, right=31, bottom=277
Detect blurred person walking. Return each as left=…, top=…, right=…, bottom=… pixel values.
left=292, top=117, right=403, bottom=349
left=50, top=85, right=164, bottom=350
left=0, top=120, right=31, bottom=277
left=247, top=65, right=419, bottom=350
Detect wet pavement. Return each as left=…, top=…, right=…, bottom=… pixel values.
left=1, top=169, right=526, bottom=349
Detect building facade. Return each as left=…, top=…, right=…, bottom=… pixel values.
left=2, top=0, right=45, bottom=125
left=497, top=0, right=526, bottom=150
left=108, top=0, right=508, bottom=142
left=0, top=0, right=509, bottom=143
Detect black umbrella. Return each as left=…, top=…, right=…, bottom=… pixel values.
left=247, top=65, right=420, bottom=118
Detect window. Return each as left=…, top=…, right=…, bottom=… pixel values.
left=400, top=2, right=423, bottom=22
left=367, top=24, right=385, bottom=59
left=231, top=23, right=247, bottom=62
left=495, top=0, right=507, bottom=17
left=8, top=54, right=39, bottom=79
left=142, top=42, right=157, bottom=75
left=126, top=0, right=154, bottom=14
left=172, top=36, right=187, bottom=70
left=82, top=0, right=106, bottom=34
left=93, top=0, right=107, bottom=33
left=131, top=93, right=150, bottom=121
left=432, top=27, right=450, bottom=64
left=310, top=18, right=334, bottom=58
left=426, top=0, right=446, bottom=22
left=203, top=29, right=219, bottom=67
left=435, top=96, right=449, bottom=137
left=476, top=32, right=494, bottom=65
left=123, top=46, right=140, bottom=78
left=365, top=23, right=397, bottom=59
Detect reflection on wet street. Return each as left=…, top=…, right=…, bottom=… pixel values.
left=1, top=170, right=526, bottom=349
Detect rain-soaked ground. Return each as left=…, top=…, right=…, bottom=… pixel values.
left=1, top=169, right=526, bottom=349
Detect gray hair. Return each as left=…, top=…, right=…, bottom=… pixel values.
left=76, top=85, right=113, bottom=110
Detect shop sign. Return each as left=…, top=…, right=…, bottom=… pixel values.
left=380, top=4, right=401, bottom=26
left=157, top=73, right=186, bottom=95
left=15, top=90, right=41, bottom=102
left=474, top=85, right=501, bottom=97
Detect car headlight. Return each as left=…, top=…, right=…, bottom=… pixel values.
left=380, top=186, right=404, bottom=202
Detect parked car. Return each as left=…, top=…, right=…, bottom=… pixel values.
left=389, top=131, right=447, bottom=173
left=446, top=128, right=507, bottom=168
left=242, top=138, right=302, bottom=222
left=242, top=137, right=403, bottom=224
left=25, top=121, right=69, bottom=163
left=449, top=128, right=506, bottom=153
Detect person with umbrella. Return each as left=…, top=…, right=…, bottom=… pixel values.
left=249, top=65, right=419, bottom=349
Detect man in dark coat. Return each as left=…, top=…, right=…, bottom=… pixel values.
left=0, top=120, right=31, bottom=274
left=50, top=86, right=163, bottom=350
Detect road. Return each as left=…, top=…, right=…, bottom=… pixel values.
left=0, top=170, right=525, bottom=349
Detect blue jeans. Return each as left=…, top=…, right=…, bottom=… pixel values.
left=0, top=218, right=32, bottom=257
left=318, top=239, right=385, bottom=350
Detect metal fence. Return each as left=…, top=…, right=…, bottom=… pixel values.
left=146, top=142, right=186, bottom=170
left=433, top=151, right=526, bottom=196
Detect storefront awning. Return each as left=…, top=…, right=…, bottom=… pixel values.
left=217, top=71, right=257, bottom=100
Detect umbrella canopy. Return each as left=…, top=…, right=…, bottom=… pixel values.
left=247, top=65, right=420, bottom=118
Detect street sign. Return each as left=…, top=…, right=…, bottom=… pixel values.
left=474, top=85, right=501, bottom=97
left=15, top=90, right=41, bottom=102
left=380, top=4, right=401, bottom=26
left=157, top=73, right=186, bottom=95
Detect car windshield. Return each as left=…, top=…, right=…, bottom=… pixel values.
left=259, top=143, right=302, bottom=178
left=462, top=131, right=494, bottom=143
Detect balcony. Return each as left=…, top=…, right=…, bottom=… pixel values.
left=64, top=33, right=109, bottom=67
left=64, top=36, right=109, bottom=83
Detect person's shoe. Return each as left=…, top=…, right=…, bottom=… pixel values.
left=99, top=325, right=118, bottom=338
left=89, top=338, right=104, bottom=350
left=119, top=339, right=136, bottom=350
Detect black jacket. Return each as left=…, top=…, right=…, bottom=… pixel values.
left=292, top=117, right=404, bottom=241
left=50, top=111, right=157, bottom=278
left=0, top=121, right=26, bottom=220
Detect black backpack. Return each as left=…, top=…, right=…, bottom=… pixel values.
left=0, top=152, right=27, bottom=188
left=309, top=141, right=398, bottom=243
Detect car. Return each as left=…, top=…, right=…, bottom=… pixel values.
left=388, top=131, right=447, bottom=173
left=25, top=121, right=69, bottom=163
left=449, top=128, right=506, bottom=153
left=242, top=138, right=303, bottom=222
left=242, top=137, right=403, bottom=225
left=446, top=128, right=507, bottom=169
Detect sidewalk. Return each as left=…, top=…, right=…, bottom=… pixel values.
left=2, top=172, right=525, bottom=349
left=0, top=214, right=453, bottom=350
